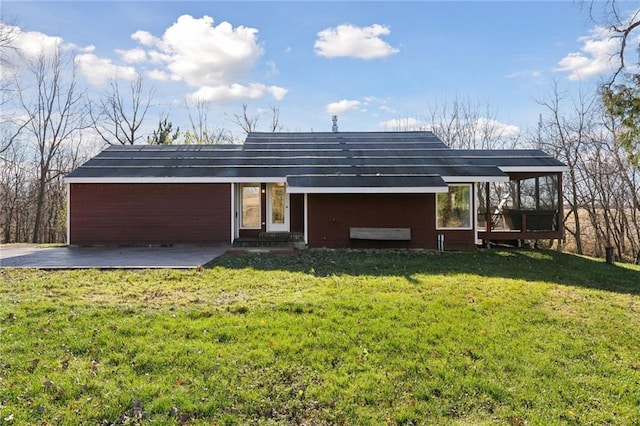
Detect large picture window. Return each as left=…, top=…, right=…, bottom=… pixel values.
left=240, top=183, right=261, bottom=228
left=437, top=184, right=472, bottom=229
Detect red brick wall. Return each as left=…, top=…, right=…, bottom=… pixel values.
left=70, top=183, right=231, bottom=245
left=307, top=193, right=452, bottom=249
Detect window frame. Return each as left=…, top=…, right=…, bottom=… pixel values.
left=436, top=184, right=473, bottom=230
left=239, top=183, right=261, bottom=229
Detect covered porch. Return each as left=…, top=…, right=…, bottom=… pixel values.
left=477, top=172, right=564, bottom=245
left=232, top=182, right=306, bottom=247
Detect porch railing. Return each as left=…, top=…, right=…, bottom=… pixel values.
left=479, top=209, right=559, bottom=233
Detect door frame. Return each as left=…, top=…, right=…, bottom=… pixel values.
left=266, top=182, right=290, bottom=232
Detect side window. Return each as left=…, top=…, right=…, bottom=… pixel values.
left=240, top=183, right=260, bottom=228
left=437, top=184, right=472, bottom=229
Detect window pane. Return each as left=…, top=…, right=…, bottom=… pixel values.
left=520, top=178, right=537, bottom=209
left=477, top=183, right=487, bottom=231
left=437, top=185, right=471, bottom=228
left=539, top=175, right=558, bottom=209
left=241, top=184, right=260, bottom=228
left=271, top=184, right=285, bottom=224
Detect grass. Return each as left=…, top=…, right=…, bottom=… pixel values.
left=1, top=249, right=639, bottom=425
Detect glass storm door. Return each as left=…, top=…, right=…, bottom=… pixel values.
left=267, top=183, right=289, bottom=232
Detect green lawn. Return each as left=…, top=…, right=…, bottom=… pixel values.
left=1, top=249, right=639, bottom=425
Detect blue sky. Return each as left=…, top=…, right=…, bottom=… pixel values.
left=3, top=1, right=638, bottom=140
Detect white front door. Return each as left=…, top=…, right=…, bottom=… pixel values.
left=267, top=183, right=289, bottom=232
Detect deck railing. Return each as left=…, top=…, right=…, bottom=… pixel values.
left=478, top=209, right=561, bottom=242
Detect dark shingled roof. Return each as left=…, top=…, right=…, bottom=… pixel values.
left=66, top=131, right=566, bottom=191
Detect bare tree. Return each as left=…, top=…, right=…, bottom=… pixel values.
left=427, top=96, right=520, bottom=149
left=90, top=75, right=154, bottom=145
left=537, top=83, right=597, bottom=255
left=229, top=103, right=281, bottom=136
left=17, top=48, right=87, bottom=242
left=184, top=98, right=233, bottom=144
left=0, top=117, right=31, bottom=155
left=582, top=1, right=640, bottom=83
left=0, top=20, right=19, bottom=67
left=532, top=80, right=640, bottom=263
left=0, top=20, right=26, bottom=154
left=230, top=103, right=260, bottom=135
left=0, top=142, right=29, bottom=242
left=268, top=104, right=281, bottom=132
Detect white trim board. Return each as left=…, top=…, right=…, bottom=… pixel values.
left=442, top=176, right=509, bottom=183
left=499, top=166, right=567, bottom=173
left=286, top=186, right=449, bottom=194
left=65, top=177, right=287, bottom=184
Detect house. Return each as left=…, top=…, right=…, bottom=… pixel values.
left=64, top=131, right=566, bottom=249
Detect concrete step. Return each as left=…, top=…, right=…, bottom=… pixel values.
left=233, top=232, right=306, bottom=249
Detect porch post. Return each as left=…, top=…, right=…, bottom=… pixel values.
left=485, top=182, right=491, bottom=233
left=230, top=183, right=235, bottom=244
left=473, top=183, right=479, bottom=244
left=557, top=172, right=564, bottom=251
left=66, top=183, right=71, bottom=245
left=304, top=193, right=309, bottom=245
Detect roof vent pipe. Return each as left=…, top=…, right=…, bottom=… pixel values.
left=332, top=115, right=338, bottom=133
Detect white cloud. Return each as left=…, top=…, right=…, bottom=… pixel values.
left=379, top=117, right=425, bottom=131
left=315, top=24, right=399, bottom=59
left=1, top=23, right=138, bottom=87
left=5, top=16, right=288, bottom=101
left=556, top=26, right=620, bottom=80
left=268, top=86, right=288, bottom=101
left=75, top=53, right=138, bottom=85
left=146, top=68, right=170, bottom=81
left=187, top=82, right=288, bottom=103
left=265, top=60, right=279, bottom=77
left=80, top=45, right=96, bottom=54
left=378, top=116, right=520, bottom=137
left=2, top=23, right=64, bottom=60
left=359, top=96, right=396, bottom=113
left=505, top=69, right=544, bottom=84
left=147, top=50, right=172, bottom=64
left=127, top=14, right=284, bottom=102
left=131, top=30, right=156, bottom=46
left=475, top=118, right=520, bottom=138
left=326, top=99, right=361, bottom=114
left=143, top=15, right=263, bottom=87
left=116, top=48, right=147, bottom=63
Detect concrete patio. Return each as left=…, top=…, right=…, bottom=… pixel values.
left=0, top=245, right=230, bottom=269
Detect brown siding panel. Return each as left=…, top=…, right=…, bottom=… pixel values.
left=70, top=183, right=231, bottom=245
left=307, top=194, right=438, bottom=249
left=290, top=193, right=305, bottom=233
left=436, top=230, right=476, bottom=250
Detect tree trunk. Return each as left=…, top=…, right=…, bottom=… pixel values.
left=31, top=174, right=46, bottom=243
